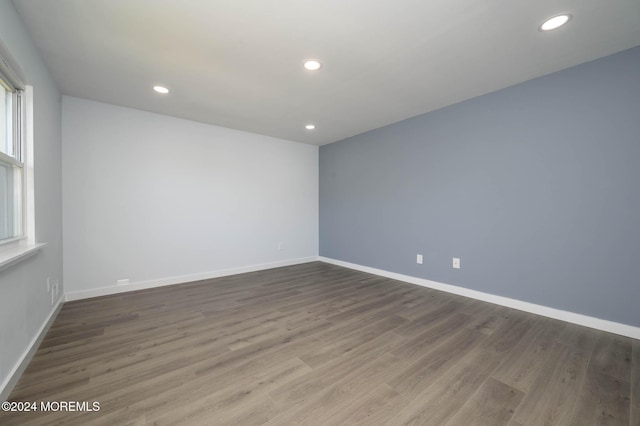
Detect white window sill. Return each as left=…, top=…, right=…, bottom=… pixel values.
left=0, top=241, right=46, bottom=273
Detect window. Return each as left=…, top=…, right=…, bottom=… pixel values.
left=0, top=59, right=24, bottom=243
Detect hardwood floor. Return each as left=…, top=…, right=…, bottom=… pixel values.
left=1, top=262, right=636, bottom=425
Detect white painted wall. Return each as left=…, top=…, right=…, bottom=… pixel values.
left=62, top=97, right=318, bottom=295
left=0, top=0, right=63, bottom=397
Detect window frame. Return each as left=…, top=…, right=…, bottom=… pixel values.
left=0, top=47, right=26, bottom=245
left=0, top=38, right=42, bottom=272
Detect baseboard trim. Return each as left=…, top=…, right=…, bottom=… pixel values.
left=65, top=256, right=319, bottom=302
left=318, top=256, right=640, bottom=340
left=0, top=295, right=64, bottom=401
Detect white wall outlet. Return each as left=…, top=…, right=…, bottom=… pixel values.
left=117, top=278, right=130, bottom=286
left=453, top=257, right=461, bottom=269
left=51, top=280, right=59, bottom=304
left=46, top=277, right=52, bottom=292
left=278, top=242, right=284, bottom=251
left=416, top=254, right=423, bottom=265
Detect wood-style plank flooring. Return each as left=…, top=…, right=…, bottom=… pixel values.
left=1, top=262, right=637, bottom=425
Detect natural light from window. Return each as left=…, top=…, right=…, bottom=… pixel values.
left=0, top=74, right=23, bottom=242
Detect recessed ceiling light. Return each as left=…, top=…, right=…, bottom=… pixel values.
left=539, top=14, right=571, bottom=31
left=305, top=124, right=316, bottom=130
left=303, top=60, right=322, bottom=71
left=153, top=85, right=170, bottom=94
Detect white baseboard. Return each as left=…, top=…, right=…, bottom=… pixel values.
left=3, top=255, right=635, bottom=401
left=65, top=256, right=319, bottom=302
left=319, top=256, right=640, bottom=340
left=0, top=295, right=64, bottom=401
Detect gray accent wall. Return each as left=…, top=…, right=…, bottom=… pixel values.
left=320, top=46, right=640, bottom=327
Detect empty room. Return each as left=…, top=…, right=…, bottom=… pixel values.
left=1, top=0, right=639, bottom=424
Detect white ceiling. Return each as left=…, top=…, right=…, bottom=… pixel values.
left=12, top=0, right=640, bottom=145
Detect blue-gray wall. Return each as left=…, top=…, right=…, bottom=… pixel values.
left=319, top=46, right=640, bottom=327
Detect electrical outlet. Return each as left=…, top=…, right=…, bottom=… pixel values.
left=453, top=258, right=461, bottom=269
left=117, top=279, right=130, bottom=286
left=51, top=280, right=58, bottom=304
left=416, top=254, right=423, bottom=265
left=48, top=278, right=59, bottom=305
left=278, top=242, right=284, bottom=251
